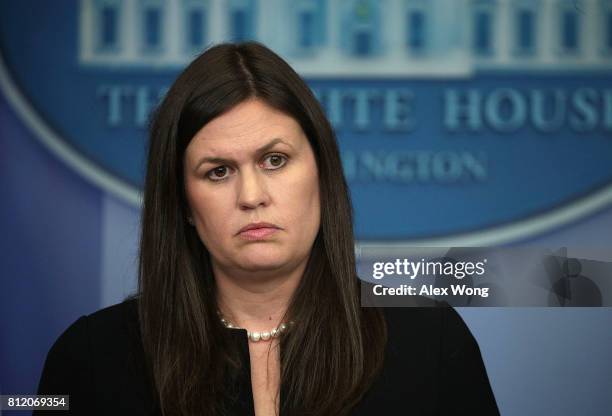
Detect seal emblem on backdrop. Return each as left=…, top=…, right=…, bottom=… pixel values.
left=1, top=0, right=611, bottom=244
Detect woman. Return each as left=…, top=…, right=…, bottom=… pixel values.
left=35, top=41, right=499, bottom=415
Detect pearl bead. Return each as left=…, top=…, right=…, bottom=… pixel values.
left=217, top=310, right=292, bottom=342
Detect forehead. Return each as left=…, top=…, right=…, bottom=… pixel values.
left=188, top=99, right=304, bottom=150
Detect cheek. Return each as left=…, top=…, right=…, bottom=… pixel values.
left=278, top=171, right=320, bottom=229
left=187, top=187, right=231, bottom=242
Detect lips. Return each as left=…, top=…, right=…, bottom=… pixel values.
left=237, top=222, right=281, bottom=235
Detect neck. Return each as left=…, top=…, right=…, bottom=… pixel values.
left=213, top=259, right=306, bottom=332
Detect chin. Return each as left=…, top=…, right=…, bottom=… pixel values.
left=239, top=251, right=289, bottom=271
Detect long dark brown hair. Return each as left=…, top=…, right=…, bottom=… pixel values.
left=136, top=41, right=387, bottom=416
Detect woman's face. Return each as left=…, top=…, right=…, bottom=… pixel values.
left=183, top=98, right=321, bottom=278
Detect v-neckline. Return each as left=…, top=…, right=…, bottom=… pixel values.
left=227, top=327, right=284, bottom=415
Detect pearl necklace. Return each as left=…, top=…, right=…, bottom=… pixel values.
left=217, top=310, right=294, bottom=342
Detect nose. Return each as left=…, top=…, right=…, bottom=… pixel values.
left=237, top=166, right=271, bottom=210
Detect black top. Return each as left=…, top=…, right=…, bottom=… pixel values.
left=34, top=297, right=500, bottom=415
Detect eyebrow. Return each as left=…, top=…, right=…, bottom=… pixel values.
left=194, top=138, right=293, bottom=171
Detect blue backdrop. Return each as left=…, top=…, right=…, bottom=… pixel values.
left=1, top=1, right=612, bottom=414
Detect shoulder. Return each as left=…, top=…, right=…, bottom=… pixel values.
left=85, top=296, right=141, bottom=343
left=43, top=298, right=138, bottom=360
left=52, top=297, right=141, bottom=355
left=35, top=297, right=155, bottom=414
left=380, top=298, right=481, bottom=357
left=36, top=297, right=144, bottom=393
left=359, top=279, right=474, bottom=348
left=372, top=294, right=490, bottom=387
left=363, top=301, right=500, bottom=414
left=41, top=297, right=140, bottom=364
left=385, top=297, right=471, bottom=326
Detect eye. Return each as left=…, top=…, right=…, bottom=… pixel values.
left=206, top=165, right=232, bottom=181
left=261, top=153, right=288, bottom=170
